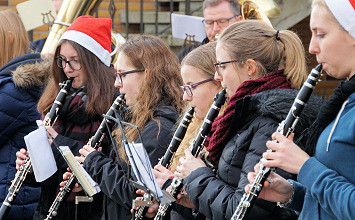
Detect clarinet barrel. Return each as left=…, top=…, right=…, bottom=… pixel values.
left=89, top=94, right=125, bottom=148
left=191, top=89, right=227, bottom=156
left=160, top=107, right=194, bottom=167
left=135, top=107, right=194, bottom=220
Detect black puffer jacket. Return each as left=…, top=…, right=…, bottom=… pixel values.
left=83, top=103, right=179, bottom=220
left=184, top=89, right=324, bottom=220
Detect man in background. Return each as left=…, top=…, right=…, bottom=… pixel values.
left=178, top=0, right=242, bottom=62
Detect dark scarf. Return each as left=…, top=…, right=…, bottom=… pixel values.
left=55, top=87, right=100, bottom=143
left=298, top=74, right=355, bottom=156
left=205, top=70, right=291, bottom=162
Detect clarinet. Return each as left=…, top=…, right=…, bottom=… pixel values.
left=134, top=108, right=195, bottom=220
left=45, top=94, right=126, bottom=220
left=0, top=78, right=74, bottom=220
left=231, top=64, right=322, bottom=220
left=154, top=89, right=227, bottom=220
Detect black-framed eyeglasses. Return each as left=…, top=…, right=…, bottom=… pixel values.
left=115, top=69, right=145, bottom=84
left=56, top=56, right=81, bottom=71
left=202, top=15, right=238, bottom=28
left=214, top=60, right=239, bottom=76
left=180, top=78, right=214, bottom=97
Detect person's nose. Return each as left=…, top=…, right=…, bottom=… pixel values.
left=212, top=21, right=221, bottom=33
left=64, top=62, right=74, bottom=73
left=114, top=77, right=122, bottom=88
left=183, top=91, right=192, bottom=102
left=214, top=70, right=222, bottom=81
left=309, top=37, right=319, bottom=55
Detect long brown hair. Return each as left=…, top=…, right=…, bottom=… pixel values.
left=37, top=40, right=116, bottom=117
left=114, top=35, right=185, bottom=159
left=219, top=20, right=307, bottom=89
left=0, top=10, right=29, bottom=67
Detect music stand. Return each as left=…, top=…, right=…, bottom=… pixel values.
left=104, top=114, right=175, bottom=219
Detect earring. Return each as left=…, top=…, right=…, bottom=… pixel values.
left=249, top=76, right=252, bottom=80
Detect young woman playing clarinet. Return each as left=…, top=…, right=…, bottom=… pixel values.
left=246, top=1, right=355, bottom=219
left=16, top=15, right=117, bottom=220
left=149, top=42, right=224, bottom=220
left=173, top=20, right=323, bottom=220
left=76, top=35, right=185, bottom=219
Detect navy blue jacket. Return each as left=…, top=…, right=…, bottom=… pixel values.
left=0, top=53, right=49, bottom=220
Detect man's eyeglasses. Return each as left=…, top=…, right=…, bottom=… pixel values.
left=202, top=15, right=238, bottom=28
left=180, top=78, right=214, bottom=97
left=214, top=60, right=239, bottom=76
left=56, top=56, right=81, bottom=71
left=115, top=69, right=145, bottom=84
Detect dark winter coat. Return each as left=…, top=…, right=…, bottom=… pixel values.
left=0, top=53, right=49, bottom=220
left=184, top=89, right=324, bottom=220
left=83, top=103, right=179, bottom=220
left=177, top=38, right=209, bottom=63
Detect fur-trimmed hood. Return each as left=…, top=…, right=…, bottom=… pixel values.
left=254, top=89, right=325, bottom=136
left=0, top=53, right=51, bottom=100
left=12, top=58, right=51, bottom=89
left=227, top=89, right=324, bottom=156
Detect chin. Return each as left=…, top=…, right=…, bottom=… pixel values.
left=72, top=82, right=82, bottom=89
left=195, top=111, right=205, bottom=121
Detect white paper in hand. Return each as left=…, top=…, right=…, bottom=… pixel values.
left=24, top=120, right=57, bottom=182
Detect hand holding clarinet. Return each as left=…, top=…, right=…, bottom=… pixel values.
left=232, top=64, right=322, bottom=220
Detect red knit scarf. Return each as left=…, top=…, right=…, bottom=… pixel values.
left=205, top=70, right=291, bottom=162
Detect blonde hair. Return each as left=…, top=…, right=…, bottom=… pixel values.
left=218, top=20, right=307, bottom=89
left=311, top=0, right=345, bottom=31
left=113, top=35, right=185, bottom=160
left=171, top=42, right=227, bottom=172
left=182, top=42, right=218, bottom=79
left=0, top=10, right=29, bottom=67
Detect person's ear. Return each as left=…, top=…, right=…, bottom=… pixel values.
left=7, top=31, right=15, bottom=44
left=245, top=59, right=257, bottom=78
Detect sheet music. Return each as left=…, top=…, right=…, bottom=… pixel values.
left=125, top=142, right=173, bottom=204
left=24, top=120, right=57, bottom=182
left=171, top=13, right=206, bottom=42
left=16, top=0, right=57, bottom=31
left=58, top=146, right=100, bottom=197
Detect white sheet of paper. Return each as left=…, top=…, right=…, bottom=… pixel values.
left=16, top=0, right=57, bottom=31
left=171, top=13, right=206, bottom=42
left=24, top=121, right=57, bottom=182
left=125, top=143, right=169, bottom=203
left=58, top=146, right=100, bottom=196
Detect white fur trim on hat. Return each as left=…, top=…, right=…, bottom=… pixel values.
left=324, top=0, right=355, bottom=40
left=60, top=30, right=111, bottom=67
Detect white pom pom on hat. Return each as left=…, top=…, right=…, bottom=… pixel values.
left=59, top=15, right=112, bottom=67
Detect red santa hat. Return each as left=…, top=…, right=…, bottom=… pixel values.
left=60, top=15, right=112, bottom=67
left=324, top=0, right=355, bottom=40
